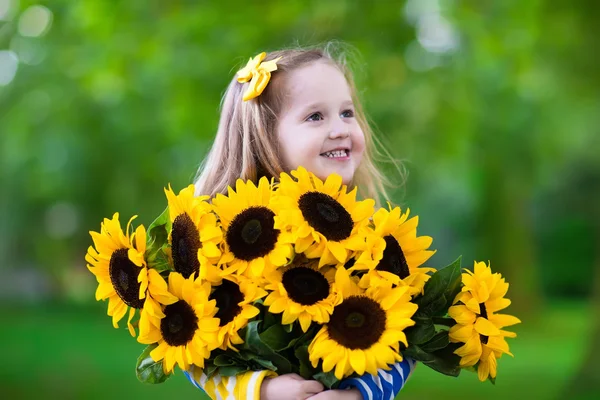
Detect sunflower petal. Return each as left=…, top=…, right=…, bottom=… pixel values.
left=474, top=317, right=501, bottom=336
left=348, top=350, right=366, bottom=375
left=327, top=241, right=348, bottom=264
left=488, top=313, right=521, bottom=328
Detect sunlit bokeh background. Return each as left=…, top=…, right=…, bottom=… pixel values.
left=1, top=0, right=598, bottom=399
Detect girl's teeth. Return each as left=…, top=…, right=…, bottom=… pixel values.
left=323, top=150, right=347, bottom=158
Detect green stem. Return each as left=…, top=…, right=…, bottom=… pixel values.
left=432, top=317, right=455, bottom=327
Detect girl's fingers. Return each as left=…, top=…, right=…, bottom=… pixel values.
left=302, top=380, right=325, bottom=394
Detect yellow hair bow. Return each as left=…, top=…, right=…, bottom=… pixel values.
left=236, top=52, right=282, bottom=101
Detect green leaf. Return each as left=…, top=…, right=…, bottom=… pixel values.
left=418, top=256, right=462, bottom=315
left=403, top=344, right=435, bottom=362
left=260, top=324, right=291, bottom=351
left=422, top=342, right=462, bottom=377
left=245, top=321, right=293, bottom=374
left=213, top=354, right=235, bottom=367
left=422, top=358, right=461, bottom=377
left=203, top=364, right=218, bottom=378
left=148, top=248, right=172, bottom=273
left=287, top=325, right=317, bottom=350
left=219, top=366, right=249, bottom=376
left=209, top=348, right=277, bottom=374
left=420, top=330, right=450, bottom=353
left=147, top=207, right=171, bottom=249
left=313, top=370, right=340, bottom=389
left=417, top=294, right=447, bottom=317
left=145, top=207, right=173, bottom=273
left=404, top=342, right=461, bottom=377
left=294, top=345, right=315, bottom=379
left=136, top=345, right=171, bottom=384
left=235, top=350, right=254, bottom=361
left=252, top=357, right=276, bottom=370
left=405, top=315, right=435, bottom=345
left=262, top=306, right=279, bottom=330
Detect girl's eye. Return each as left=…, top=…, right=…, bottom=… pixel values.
left=341, top=109, right=354, bottom=118
left=306, top=112, right=323, bottom=122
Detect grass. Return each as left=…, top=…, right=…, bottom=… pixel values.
left=0, top=300, right=593, bottom=399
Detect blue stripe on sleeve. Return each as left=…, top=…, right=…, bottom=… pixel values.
left=182, top=370, right=200, bottom=390
left=340, top=375, right=375, bottom=400
left=338, top=357, right=416, bottom=400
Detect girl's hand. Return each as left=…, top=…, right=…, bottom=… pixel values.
left=260, top=373, right=325, bottom=400
left=306, top=388, right=363, bottom=400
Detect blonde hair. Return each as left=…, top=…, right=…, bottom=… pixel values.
left=194, top=43, right=404, bottom=205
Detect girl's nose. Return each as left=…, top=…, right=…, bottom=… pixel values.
left=329, top=119, right=350, bottom=139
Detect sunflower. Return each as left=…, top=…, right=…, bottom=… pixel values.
left=448, top=261, right=521, bottom=382
left=264, top=256, right=341, bottom=332
left=355, top=206, right=436, bottom=296
left=308, top=268, right=418, bottom=379
left=207, top=271, right=267, bottom=350
left=86, top=213, right=177, bottom=337
left=212, top=177, right=293, bottom=278
left=137, top=272, right=220, bottom=374
left=165, top=184, right=223, bottom=279
left=271, top=167, right=374, bottom=268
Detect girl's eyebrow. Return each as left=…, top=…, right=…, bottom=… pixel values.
left=302, top=99, right=354, bottom=112
left=302, top=102, right=325, bottom=112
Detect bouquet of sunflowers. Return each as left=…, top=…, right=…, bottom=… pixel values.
left=86, top=167, right=520, bottom=388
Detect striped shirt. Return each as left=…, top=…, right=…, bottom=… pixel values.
left=184, top=357, right=416, bottom=400
left=184, top=368, right=276, bottom=400
left=338, top=357, right=416, bottom=400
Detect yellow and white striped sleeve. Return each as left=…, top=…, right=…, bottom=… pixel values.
left=184, top=366, right=277, bottom=400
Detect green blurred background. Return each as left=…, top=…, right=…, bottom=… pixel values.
left=1, top=0, right=598, bottom=398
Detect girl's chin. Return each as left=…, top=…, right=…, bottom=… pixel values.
left=314, top=167, right=353, bottom=185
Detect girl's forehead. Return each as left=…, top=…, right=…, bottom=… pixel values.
left=282, top=61, right=352, bottom=106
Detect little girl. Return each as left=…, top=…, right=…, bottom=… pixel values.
left=184, top=44, right=415, bottom=400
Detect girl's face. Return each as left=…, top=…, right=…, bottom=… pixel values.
left=276, top=61, right=365, bottom=185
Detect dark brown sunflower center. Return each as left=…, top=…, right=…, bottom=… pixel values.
left=226, top=206, right=279, bottom=261
left=109, top=248, right=144, bottom=308
left=376, top=235, right=410, bottom=279
left=298, top=192, right=353, bottom=241
left=328, top=295, right=386, bottom=349
left=480, top=302, right=489, bottom=344
left=161, top=300, right=198, bottom=346
left=172, top=213, right=201, bottom=278
left=210, top=280, right=244, bottom=326
left=282, top=266, right=330, bottom=305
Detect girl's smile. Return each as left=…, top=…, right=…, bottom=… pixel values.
left=320, top=148, right=351, bottom=160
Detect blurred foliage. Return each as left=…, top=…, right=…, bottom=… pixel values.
left=1, top=0, right=597, bottom=301
left=0, top=0, right=599, bottom=397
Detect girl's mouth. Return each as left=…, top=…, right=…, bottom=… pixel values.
left=320, top=149, right=350, bottom=159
